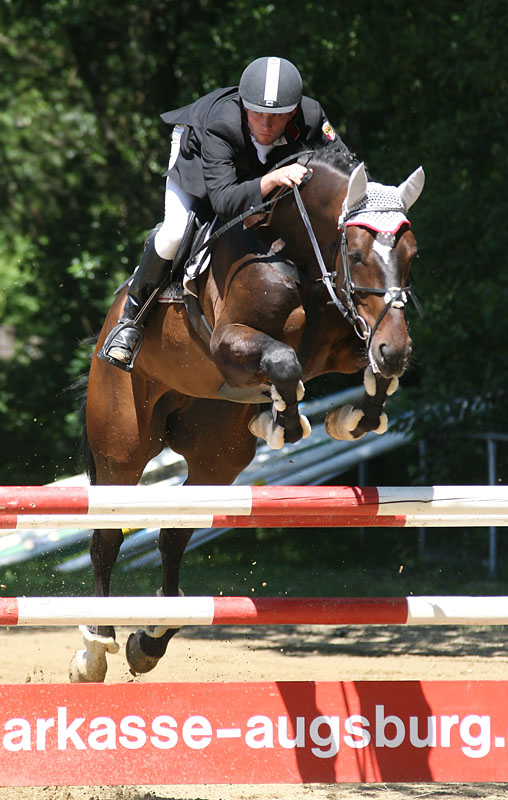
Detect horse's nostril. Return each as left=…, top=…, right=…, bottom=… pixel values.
left=375, top=340, right=411, bottom=378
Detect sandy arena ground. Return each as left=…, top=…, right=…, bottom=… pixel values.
left=0, top=622, right=507, bottom=800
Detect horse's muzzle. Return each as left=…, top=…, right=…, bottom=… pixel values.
left=371, top=337, right=412, bottom=378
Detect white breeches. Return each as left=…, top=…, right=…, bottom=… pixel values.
left=153, top=124, right=193, bottom=260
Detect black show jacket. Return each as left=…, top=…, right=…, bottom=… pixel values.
left=160, top=86, right=351, bottom=221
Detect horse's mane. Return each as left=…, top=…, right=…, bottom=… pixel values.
left=308, top=145, right=360, bottom=179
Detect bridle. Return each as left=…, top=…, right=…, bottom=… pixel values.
left=293, top=180, right=422, bottom=347
left=184, top=153, right=422, bottom=350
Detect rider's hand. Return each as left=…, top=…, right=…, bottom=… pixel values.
left=260, top=164, right=308, bottom=197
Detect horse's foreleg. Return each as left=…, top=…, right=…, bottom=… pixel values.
left=249, top=377, right=311, bottom=449
left=250, top=340, right=311, bottom=448
left=125, top=529, right=192, bottom=675
left=69, top=528, right=124, bottom=682
left=325, top=366, right=399, bottom=441
left=213, top=325, right=310, bottom=449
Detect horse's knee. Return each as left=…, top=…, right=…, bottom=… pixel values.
left=260, top=343, right=302, bottom=385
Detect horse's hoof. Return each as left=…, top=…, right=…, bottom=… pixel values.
left=325, top=405, right=366, bottom=441
left=68, top=625, right=119, bottom=683
left=69, top=649, right=108, bottom=683
left=248, top=411, right=285, bottom=449
left=126, top=630, right=163, bottom=675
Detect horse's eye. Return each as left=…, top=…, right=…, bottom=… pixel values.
left=349, top=250, right=364, bottom=265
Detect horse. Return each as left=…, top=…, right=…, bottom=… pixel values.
left=70, top=150, right=424, bottom=682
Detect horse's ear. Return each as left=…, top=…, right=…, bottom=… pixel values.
left=398, top=167, right=425, bottom=210
left=344, top=162, right=368, bottom=210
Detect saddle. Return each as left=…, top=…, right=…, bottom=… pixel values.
left=113, top=212, right=211, bottom=302
left=172, top=210, right=211, bottom=286
left=153, top=212, right=217, bottom=343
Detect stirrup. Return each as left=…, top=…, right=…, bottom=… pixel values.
left=97, top=319, right=144, bottom=373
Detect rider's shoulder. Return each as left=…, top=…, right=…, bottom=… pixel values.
left=299, top=95, right=326, bottom=122
left=161, top=87, right=239, bottom=127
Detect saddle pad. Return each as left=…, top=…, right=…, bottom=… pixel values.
left=183, top=217, right=218, bottom=298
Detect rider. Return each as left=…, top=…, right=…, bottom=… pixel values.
left=99, top=56, right=356, bottom=370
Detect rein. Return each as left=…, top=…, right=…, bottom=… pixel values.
left=292, top=184, right=354, bottom=325
left=185, top=151, right=316, bottom=265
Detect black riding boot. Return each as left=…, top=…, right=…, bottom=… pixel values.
left=98, top=237, right=172, bottom=371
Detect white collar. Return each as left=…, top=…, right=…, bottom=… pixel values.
left=250, top=133, right=287, bottom=164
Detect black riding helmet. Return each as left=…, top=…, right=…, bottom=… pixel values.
left=239, top=56, right=303, bottom=114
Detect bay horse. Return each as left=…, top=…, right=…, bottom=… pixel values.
left=71, top=152, right=424, bottom=682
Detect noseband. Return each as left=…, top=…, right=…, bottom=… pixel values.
left=293, top=183, right=422, bottom=347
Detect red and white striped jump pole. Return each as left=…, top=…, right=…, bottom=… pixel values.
left=2, top=512, right=508, bottom=530
left=1, top=595, right=508, bottom=627
left=2, top=485, right=508, bottom=529
left=0, top=484, right=379, bottom=515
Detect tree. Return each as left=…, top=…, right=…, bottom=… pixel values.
left=1, top=0, right=507, bottom=484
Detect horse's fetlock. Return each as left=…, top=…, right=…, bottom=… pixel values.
left=82, top=624, right=119, bottom=655
left=324, top=405, right=366, bottom=441
left=278, top=399, right=298, bottom=417
left=69, top=626, right=119, bottom=683
left=140, top=628, right=177, bottom=657
left=248, top=410, right=285, bottom=450
left=143, top=623, right=172, bottom=639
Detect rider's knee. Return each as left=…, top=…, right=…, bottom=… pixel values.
left=156, top=180, right=193, bottom=259
left=154, top=222, right=184, bottom=260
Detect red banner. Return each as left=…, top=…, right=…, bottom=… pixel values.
left=0, top=681, right=506, bottom=786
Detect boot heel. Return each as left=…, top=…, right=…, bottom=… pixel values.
left=97, top=320, right=144, bottom=372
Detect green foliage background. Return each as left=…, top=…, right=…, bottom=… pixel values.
left=1, top=0, right=508, bottom=484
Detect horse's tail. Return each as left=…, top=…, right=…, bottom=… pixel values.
left=70, top=338, right=98, bottom=485
left=82, top=409, right=97, bottom=486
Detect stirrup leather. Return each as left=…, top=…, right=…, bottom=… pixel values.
left=97, top=319, right=144, bottom=373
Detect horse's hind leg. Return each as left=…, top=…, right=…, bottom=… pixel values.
left=126, top=399, right=257, bottom=675
left=70, top=357, right=167, bottom=682
left=125, top=529, right=191, bottom=675
left=324, top=366, right=399, bottom=440
left=69, top=526, right=124, bottom=682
